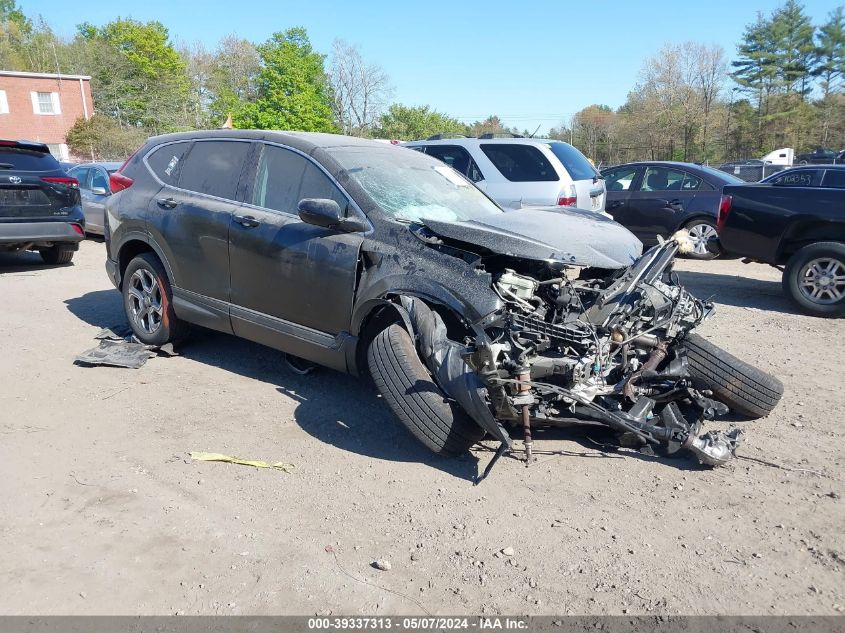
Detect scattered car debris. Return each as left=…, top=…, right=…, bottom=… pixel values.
left=75, top=339, right=157, bottom=369
left=372, top=559, right=392, bottom=571
left=189, top=451, right=295, bottom=473
left=75, top=325, right=179, bottom=369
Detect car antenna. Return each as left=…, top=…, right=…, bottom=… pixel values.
left=528, top=124, right=541, bottom=139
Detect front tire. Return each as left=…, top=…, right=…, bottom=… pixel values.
left=783, top=242, right=845, bottom=318
left=684, top=333, right=783, bottom=418
left=38, top=244, right=75, bottom=265
left=684, top=219, right=720, bottom=260
left=122, top=253, right=188, bottom=346
left=367, top=324, right=485, bottom=456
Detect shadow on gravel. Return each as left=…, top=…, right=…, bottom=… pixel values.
left=64, top=289, right=125, bottom=329
left=487, top=424, right=711, bottom=472
left=186, top=331, right=480, bottom=481
left=676, top=269, right=799, bottom=315
left=0, top=250, right=73, bottom=273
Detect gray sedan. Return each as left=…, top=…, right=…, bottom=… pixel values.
left=67, top=162, right=123, bottom=235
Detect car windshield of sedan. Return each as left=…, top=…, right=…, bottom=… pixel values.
left=328, top=146, right=503, bottom=223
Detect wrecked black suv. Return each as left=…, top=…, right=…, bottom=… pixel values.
left=105, top=131, right=783, bottom=471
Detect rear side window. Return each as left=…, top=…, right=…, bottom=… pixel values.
left=767, top=170, right=819, bottom=187
left=147, top=141, right=191, bottom=185
left=546, top=142, right=599, bottom=181
left=480, top=144, right=558, bottom=182
left=424, top=145, right=484, bottom=183
left=822, top=170, right=845, bottom=189
left=91, top=169, right=108, bottom=190
left=0, top=148, right=60, bottom=171
left=178, top=140, right=251, bottom=200
left=641, top=167, right=688, bottom=191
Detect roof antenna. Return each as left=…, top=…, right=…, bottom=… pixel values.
left=528, top=124, right=541, bottom=139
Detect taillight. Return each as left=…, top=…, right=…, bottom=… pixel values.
left=71, top=224, right=84, bottom=236
left=41, top=176, right=79, bottom=188
left=716, top=195, right=732, bottom=233
left=109, top=172, right=134, bottom=193
left=557, top=184, right=578, bottom=207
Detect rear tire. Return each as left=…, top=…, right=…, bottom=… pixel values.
left=39, top=244, right=75, bottom=265
left=367, top=324, right=485, bottom=456
left=783, top=242, right=845, bottom=318
left=123, top=253, right=188, bottom=346
left=683, top=219, right=720, bottom=260
left=684, top=333, right=783, bottom=419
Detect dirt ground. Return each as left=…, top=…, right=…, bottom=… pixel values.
left=1, top=239, right=842, bottom=616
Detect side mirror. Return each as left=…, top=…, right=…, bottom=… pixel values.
left=91, top=186, right=108, bottom=196
left=298, top=198, right=367, bottom=233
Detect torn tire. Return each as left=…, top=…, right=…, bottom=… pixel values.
left=684, top=333, right=783, bottom=418
left=123, top=253, right=188, bottom=347
left=368, top=323, right=485, bottom=456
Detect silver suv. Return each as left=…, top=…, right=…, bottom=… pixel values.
left=403, top=136, right=606, bottom=212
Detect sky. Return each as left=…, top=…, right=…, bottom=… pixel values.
left=23, top=0, right=844, bottom=133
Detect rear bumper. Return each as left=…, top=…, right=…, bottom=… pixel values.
left=0, top=221, right=84, bottom=245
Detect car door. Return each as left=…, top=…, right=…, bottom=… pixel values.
left=625, top=166, right=697, bottom=244
left=228, top=143, right=365, bottom=367
left=146, top=139, right=251, bottom=313
left=602, top=165, right=642, bottom=227
left=84, top=166, right=111, bottom=233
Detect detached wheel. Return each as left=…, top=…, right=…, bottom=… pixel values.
left=684, top=333, right=783, bottom=419
left=367, top=324, right=485, bottom=456
left=123, top=253, right=188, bottom=346
left=783, top=242, right=845, bottom=318
left=39, top=244, right=75, bottom=265
left=684, top=219, right=720, bottom=260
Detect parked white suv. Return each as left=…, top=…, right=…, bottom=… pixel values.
left=403, top=136, right=606, bottom=212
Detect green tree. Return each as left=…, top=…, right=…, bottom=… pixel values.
left=233, top=28, right=335, bottom=132
left=76, top=18, right=191, bottom=133
left=770, top=0, right=816, bottom=98
left=813, top=7, right=845, bottom=144
left=374, top=104, right=466, bottom=140
left=66, top=114, right=147, bottom=160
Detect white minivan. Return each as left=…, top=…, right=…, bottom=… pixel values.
left=403, top=136, right=606, bottom=212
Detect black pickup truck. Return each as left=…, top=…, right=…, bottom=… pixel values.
left=718, top=165, right=845, bottom=317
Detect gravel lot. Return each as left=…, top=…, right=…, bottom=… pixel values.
left=1, top=239, right=842, bottom=616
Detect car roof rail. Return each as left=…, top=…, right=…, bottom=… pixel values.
left=425, top=133, right=469, bottom=141
left=477, top=132, right=524, bottom=139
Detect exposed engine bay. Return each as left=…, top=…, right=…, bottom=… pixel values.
left=402, top=231, right=745, bottom=478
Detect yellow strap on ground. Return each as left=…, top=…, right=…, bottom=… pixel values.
left=189, top=451, right=295, bottom=473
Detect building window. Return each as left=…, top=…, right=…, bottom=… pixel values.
left=31, top=91, right=61, bottom=115
left=0, top=90, right=8, bottom=114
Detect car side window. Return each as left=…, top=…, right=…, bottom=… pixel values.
left=424, top=145, right=485, bottom=183
left=91, top=169, right=108, bottom=191
left=70, top=167, right=91, bottom=190
left=300, top=161, right=348, bottom=211
left=147, top=141, right=191, bottom=186
left=480, top=144, right=558, bottom=182
left=178, top=140, right=251, bottom=200
left=604, top=166, right=639, bottom=192
left=641, top=167, right=687, bottom=192
left=681, top=172, right=702, bottom=191
left=821, top=170, right=845, bottom=189
left=252, top=145, right=307, bottom=214
left=768, top=170, right=819, bottom=187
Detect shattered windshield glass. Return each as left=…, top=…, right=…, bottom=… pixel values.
left=328, top=146, right=503, bottom=223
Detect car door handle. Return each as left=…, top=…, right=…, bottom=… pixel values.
left=607, top=200, right=623, bottom=210
left=668, top=199, right=683, bottom=208
left=156, top=197, right=178, bottom=209
left=233, top=214, right=260, bottom=228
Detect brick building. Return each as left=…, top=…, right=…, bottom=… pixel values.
left=0, top=70, right=94, bottom=161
